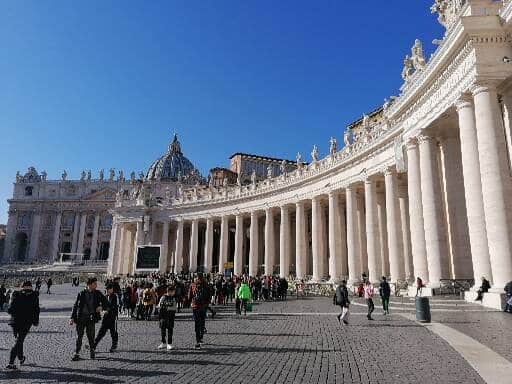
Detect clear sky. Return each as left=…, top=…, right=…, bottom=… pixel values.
left=0, top=1, right=443, bottom=223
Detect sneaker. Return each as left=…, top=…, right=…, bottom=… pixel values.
left=194, top=344, right=201, bottom=350
left=6, top=364, right=18, bottom=370
left=19, top=356, right=26, bottom=365
left=343, top=320, right=349, bottom=325
left=383, top=311, right=387, bottom=315
left=71, top=354, right=80, bottom=361
left=368, top=317, right=374, bottom=321
left=336, top=314, right=341, bottom=323
left=157, top=343, right=166, bottom=349
left=166, top=344, right=173, bottom=350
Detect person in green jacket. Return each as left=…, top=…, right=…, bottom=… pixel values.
left=237, top=282, right=252, bottom=316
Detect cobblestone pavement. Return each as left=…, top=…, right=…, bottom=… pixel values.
left=0, top=285, right=494, bottom=383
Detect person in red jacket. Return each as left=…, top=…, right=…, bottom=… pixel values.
left=188, top=274, right=209, bottom=349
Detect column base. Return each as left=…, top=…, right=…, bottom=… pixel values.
left=407, top=286, right=435, bottom=297
left=464, top=290, right=507, bottom=310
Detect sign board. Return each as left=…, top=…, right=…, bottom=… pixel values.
left=224, top=262, right=234, bottom=269
left=135, top=245, right=161, bottom=271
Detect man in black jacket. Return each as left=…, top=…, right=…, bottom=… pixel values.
left=93, top=283, right=119, bottom=353
left=70, top=277, right=108, bottom=361
left=379, top=276, right=391, bottom=315
left=333, top=280, right=350, bottom=325
left=6, top=281, right=40, bottom=370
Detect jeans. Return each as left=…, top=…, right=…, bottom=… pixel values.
left=75, top=320, right=96, bottom=354
left=9, top=326, right=30, bottom=364
left=94, top=320, right=118, bottom=349
left=192, top=308, right=206, bottom=343
left=381, top=296, right=390, bottom=313
left=159, top=313, right=176, bottom=344
left=339, top=306, right=349, bottom=322
left=240, top=299, right=248, bottom=315
left=366, top=298, right=375, bottom=318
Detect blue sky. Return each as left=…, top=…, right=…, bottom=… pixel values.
left=0, top=1, right=443, bottom=223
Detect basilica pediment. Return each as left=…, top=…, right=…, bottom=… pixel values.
left=83, top=188, right=117, bottom=201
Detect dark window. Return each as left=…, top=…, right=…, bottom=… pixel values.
left=25, top=186, right=33, bottom=196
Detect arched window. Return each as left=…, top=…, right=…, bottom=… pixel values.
left=25, top=186, right=33, bottom=196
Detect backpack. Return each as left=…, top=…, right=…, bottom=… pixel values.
left=143, top=290, right=152, bottom=303
left=192, top=284, right=208, bottom=305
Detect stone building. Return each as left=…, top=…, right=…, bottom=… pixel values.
left=0, top=224, right=6, bottom=259
left=107, top=1, right=512, bottom=309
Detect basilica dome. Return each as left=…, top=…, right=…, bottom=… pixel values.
left=145, top=134, right=198, bottom=182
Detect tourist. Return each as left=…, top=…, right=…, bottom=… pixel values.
left=235, top=281, right=242, bottom=315
left=238, top=280, right=252, bottom=316
left=93, top=283, right=119, bottom=353
left=0, top=284, right=6, bottom=310
left=504, top=280, right=512, bottom=313
left=333, top=280, right=350, bottom=325
left=158, top=285, right=177, bottom=350
left=188, top=274, right=209, bottom=349
left=46, top=278, right=53, bottom=294
left=70, top=277, right=108, bottom=361
left=379, top=276, right=391, bottom=315
left=6, top=281, right=40, bottom=371
left=475, top=276, right=491, bottom=301
left=142, top=283, right=156, bottom=321
left=35, top=278, right=42, bottom=293
left=415, top=277, right=424, bottom=297
left=364, top=280, right=375, bottom=321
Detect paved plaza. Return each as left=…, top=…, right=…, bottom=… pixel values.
left=1, top=284, right=510, bottom=383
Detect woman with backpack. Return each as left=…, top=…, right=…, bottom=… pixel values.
left=158, top=285, right=177, bottom=350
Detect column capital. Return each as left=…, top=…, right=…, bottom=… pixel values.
left=405, top=136, right=419, bottom=150
left=384, top=166, right=396, bottom=177
left=470, top=79, right=500, bottom=97
left=417, top=134, right=434, bottom=145
left=280, top=205, right=290, bottom=213
left=455, top=94, right=474, bottom=112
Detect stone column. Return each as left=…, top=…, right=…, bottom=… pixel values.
left=27, top=210, right=41, bottom=262
left=107, top=220, right=119, bottom=276
left=76, top=213, right=88, bottom=255
left=219, top=216, right=229, bottom=274
left=234, top=214, right=244, bottom=275
left=264, top=208, right=275, bottom=276
left=472, top=83, right=512, bottom=288
left=150, top=219, right=158, bottom=244
left=398, top=183, right=414, bottom=281
left=328, top=191, right=343, bottom=281
left=160, top=220, right=170, bottom=274
left=311, top=196, right=323, bottom=281
left=174, top=220, right=184, bottom=274
left=71, top=212, right=80, bottom=253
left=406, top=139, right=429, bottom=282
left=249, top=212, right=259, bottom=276
left=439, top=136, right=473, bottom=279
left=132, top=221, right=144, bottom=273
left=3, top=211, right=17, bottom=263
left=377, top=190, right=389, bottom=277
left=346, top=186, right=360, bottom=284
left=356, top=192, right=367, bottom=275
left=279, top=206, right=290, bottom=278
left=339, top=201, right=348, bottom=278
left=418, top=135, right=450, bottom=286
left=50, top=211, right=62, bottom=262
left=189, top=219, right=198, bottom=273
left=90, top=213, right=101, bottom=260
left=365, top=178, right=382, bottom=283
left=295, top=201, right=307, bottom=278
left=456, top=96, right=493, bottom=283
left=385, top=168, right=405, bottom=282
left=204, top=217, right=214, bottom=273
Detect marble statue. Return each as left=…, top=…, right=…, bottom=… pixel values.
left=223, top=177, right=228, bottom=187
left=99, top=169, right=104, bottom=181
left=165, top=186, right=171, bottom=201
left=130, top=171, right=136, bottom=182
left=109, top=169, right=115, bottom=181
left=344, top=131, right=352, bottom=147
left=362, top=114, right=371, bottom=132
left=311, top=145, right=319, bottom=162
left=296, top=152, right=303, bottom=166
left=267, top=164, right=273, bottom=179
left=251, top=170, right=257, bottom=185
left=16, top=171, right=22, bottom=183
left=41, top=170, right=47, bottom=181
left=118, top=170, right=124, bottom=182
left=329, top=137, right=338, bottom=156
left=411, top=39, right=427, bottom=70
left=87, top=170, right=92, bottom=181
left=280, top=160, right=287, bottom=176
left=401, top=55, right=415, bottom=81
left=62, top=170, right=68, bottom=181
left=80, top=170, right=86, bottom=181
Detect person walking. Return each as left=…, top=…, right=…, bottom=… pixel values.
left=35, top=278, right=42, bottom=293
left=0, top=284, right=6, bottom=311
left=6, top=281, right=40, bottom=370
left=46, top=278, right=53, bottom=294
left=415, top=277, right=424, bottom=297
left=333, top=280, right=350, bottom=325
left=364, top=280, right=375, bottom=320
left=504, top=280, right=512, bottom=313
left=70, top=277, right=108, bottom=361
left=158, top=285, right=177, bottom=350
left=379, top=276, right=391, bottom=315
left=92, top=283, right=119, bottom=353
left=475, top=277, right=491, bottom=301
left=188, top=275, right=209, bottom=349
left=237, top=281, right=252, bottom=316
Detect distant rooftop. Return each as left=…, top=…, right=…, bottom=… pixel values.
left=229, top=152, right=296, bottom=163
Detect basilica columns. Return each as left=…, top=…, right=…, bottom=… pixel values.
left=249, top=212, right=259, bottom=276
left=406, top=139, right=429, bottom=282
left=50, top=211, right=62, bottom=262
left=346, top=186, right=360, bottom=283
left=132, top=221, right=144, bottom=272
left=264, top=208, right=275, bottom=276
left=71, top=212, right=80, bottom=253
left=234, top=214, right=244, bottom=275
left=311, top=196, right=323, bottom=281
left=456, top=97, right=493, bottom=283
left=160, top=220, right=169, bottom=274
left=174, top=220, right=184, bottom=274
left=279, top=206, right=291, bottom=278
left=385, top=168, right=405, bottom=283
left=328, top=191, right=343, bottom=281
left=472, top=83, right=512, bottom=288
left=76, top=213, right=87, bottom=256
left=365, top=178, right=381, bottom=283
left=204, top=217, right=214, bottom=272
left=90, top=213, right=100, bottom=260
left=219, top=216, right=229, bottom=274
left=295, top=201, right=307, bottom=279
left=189, top=219, right=198, bottom=273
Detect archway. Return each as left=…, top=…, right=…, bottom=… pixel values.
left=14, top=233, right=28, bottom=262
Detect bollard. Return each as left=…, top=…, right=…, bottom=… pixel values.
left=415, top=296, right=431, bottom=323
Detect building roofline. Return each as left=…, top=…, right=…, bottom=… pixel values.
left=229, top=152, right=296, bottom=163
left=346, top=106, right=383, bottom=130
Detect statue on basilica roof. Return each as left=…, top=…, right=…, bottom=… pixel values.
left=411, top=39, right=427, bottom=71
